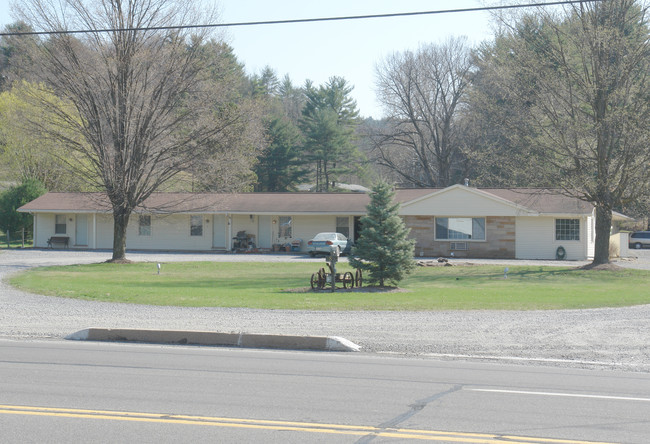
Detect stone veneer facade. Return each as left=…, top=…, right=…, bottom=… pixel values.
left=405, top=216, right=516, bottom=259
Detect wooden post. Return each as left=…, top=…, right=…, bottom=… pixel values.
left=328, top=247, right=339, bottom=292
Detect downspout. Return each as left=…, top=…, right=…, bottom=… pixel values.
left=33, top=213, right=37, bottom=247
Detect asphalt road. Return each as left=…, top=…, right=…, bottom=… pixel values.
left=2, top=339, right=650, bottom=443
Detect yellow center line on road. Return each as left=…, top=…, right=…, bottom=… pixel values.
left=0, top=404, right=615, bottom=444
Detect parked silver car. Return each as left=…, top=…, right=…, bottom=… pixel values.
left=629, top=231, right=650, bottom=249
left=307, top=232, right=351, bottom=256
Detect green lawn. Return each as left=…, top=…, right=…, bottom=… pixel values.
left=9, top=262, right=650, bottom=310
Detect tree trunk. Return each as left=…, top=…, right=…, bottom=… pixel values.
left=111, top=210, right=131, bottom=262
left=593, top=205, right=612, bottom=265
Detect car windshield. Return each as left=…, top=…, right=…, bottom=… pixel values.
left=312, top=233, right=337, bottom=241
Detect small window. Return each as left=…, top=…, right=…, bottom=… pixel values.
left=55, top=214, right=67, bottom=234
left=336, top=217, right=350, bottom=238
left=556, top=219, right=580, bottom=241
left=278, top=216, right=292, bottom=238
left=138, top=215, right=151, bottom=236
left=435, top=217, right=485, bottom=241
left=190, top=215, right=203, bottom=236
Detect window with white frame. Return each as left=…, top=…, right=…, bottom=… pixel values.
left=138, top=215, right=151, bottom=236
left=435, top=217, right=485, bottom=240
left=55, top=214, right=67, bottom=234
left=555, top=218, right=579, bottom=240
left=190, top=215, right=203, bottom=236
left=336, top=217, right=349, bottom=238
left=278, top=216, right=292, bottom=238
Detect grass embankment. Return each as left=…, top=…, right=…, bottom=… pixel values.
left=9, top=262, right=650, bottom=310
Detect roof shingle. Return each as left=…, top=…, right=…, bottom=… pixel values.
left=18, top=187, right=594, bottom=215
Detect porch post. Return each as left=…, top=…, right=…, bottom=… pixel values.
left=227, top=214, right=232, bottom=251
left=93, top=213, right=97, bottom=249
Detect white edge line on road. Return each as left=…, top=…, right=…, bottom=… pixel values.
left=469, top=388, right=650, bottom=403
left=407, top=352, right=636, bottom=368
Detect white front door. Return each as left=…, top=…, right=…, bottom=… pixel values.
left=75, top=215, right=88, bottom=246
left=258, top=215, right=272, bottom=249
left=212, top=214, right=226, bottom=249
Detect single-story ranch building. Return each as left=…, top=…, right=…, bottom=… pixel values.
left=18, top=184, right=625, bottom=260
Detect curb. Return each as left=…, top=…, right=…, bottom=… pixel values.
left=66, top=328, right=361, bottom=352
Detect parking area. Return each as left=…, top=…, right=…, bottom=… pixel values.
left=2, top=247, right=649, bottom=268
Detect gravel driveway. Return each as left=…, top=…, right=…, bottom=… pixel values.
left=1, top=249, right=649, bottom=372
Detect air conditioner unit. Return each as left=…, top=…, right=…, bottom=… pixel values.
left=450, top=242, right=468, bottom=251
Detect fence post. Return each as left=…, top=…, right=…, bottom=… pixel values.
left=22, top=228, right=25, bottom=248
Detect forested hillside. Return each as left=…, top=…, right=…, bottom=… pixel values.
left=1, top=0, right=648, bottom=261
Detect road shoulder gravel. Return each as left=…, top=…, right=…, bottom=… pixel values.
left=1, top=249, right=649, bottom=372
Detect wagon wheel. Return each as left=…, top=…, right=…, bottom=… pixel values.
left=342, top=271, right=354, bottom=289
left=320, top=274, right=328, bottom=289
left=355, top=269, right=363, bottom=288
left=310, top=273, right=320, bottom=290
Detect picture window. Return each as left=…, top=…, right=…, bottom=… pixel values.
left=435, top=217, right=485, bottom=240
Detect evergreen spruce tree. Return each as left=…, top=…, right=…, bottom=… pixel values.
left=349, top=182, right=415, bottom=287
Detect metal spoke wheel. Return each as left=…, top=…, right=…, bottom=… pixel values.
left=355, top=269, right=363, bottom=288
left=310, top=273, right=319, bottom=290
left=342, top=272, right=354, bottom=289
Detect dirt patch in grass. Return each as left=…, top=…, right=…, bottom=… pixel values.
left=416, top=260, right=477, bottom=267
left=286, top=286, right=409, bottom=293
left=104, top=258, right=134, bottom=264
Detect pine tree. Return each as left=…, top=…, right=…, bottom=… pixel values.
left=300, top=76, right=361, bottom=191
left=254, top=116, right=306, bottom=192
left=349, top=182, right=415, bottom=287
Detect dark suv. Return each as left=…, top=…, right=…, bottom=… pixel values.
left=629, top=231, right=650, bottom=249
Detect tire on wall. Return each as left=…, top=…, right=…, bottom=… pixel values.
left=556, top=246, right=566, bottom=260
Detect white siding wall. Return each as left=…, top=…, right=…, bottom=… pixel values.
left=401, top=188, right=522, bottom=216
left=34, top=213, right=54, bottom=248
left=125, top=214, right=212, bottom=250
left=35, top=213, right=76, bottom=248
left=96, top=214, right=114, bottom=249
left=515, top=216, right=589, bottom=260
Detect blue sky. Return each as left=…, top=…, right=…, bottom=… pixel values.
left=1, top=1, right=495, bottom=118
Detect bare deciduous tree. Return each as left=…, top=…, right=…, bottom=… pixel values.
left=16, top=0, right=243, bottom=261
left=372, top=37, right=473, bottom=187
left=478, top=0, right=650, bottom=265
